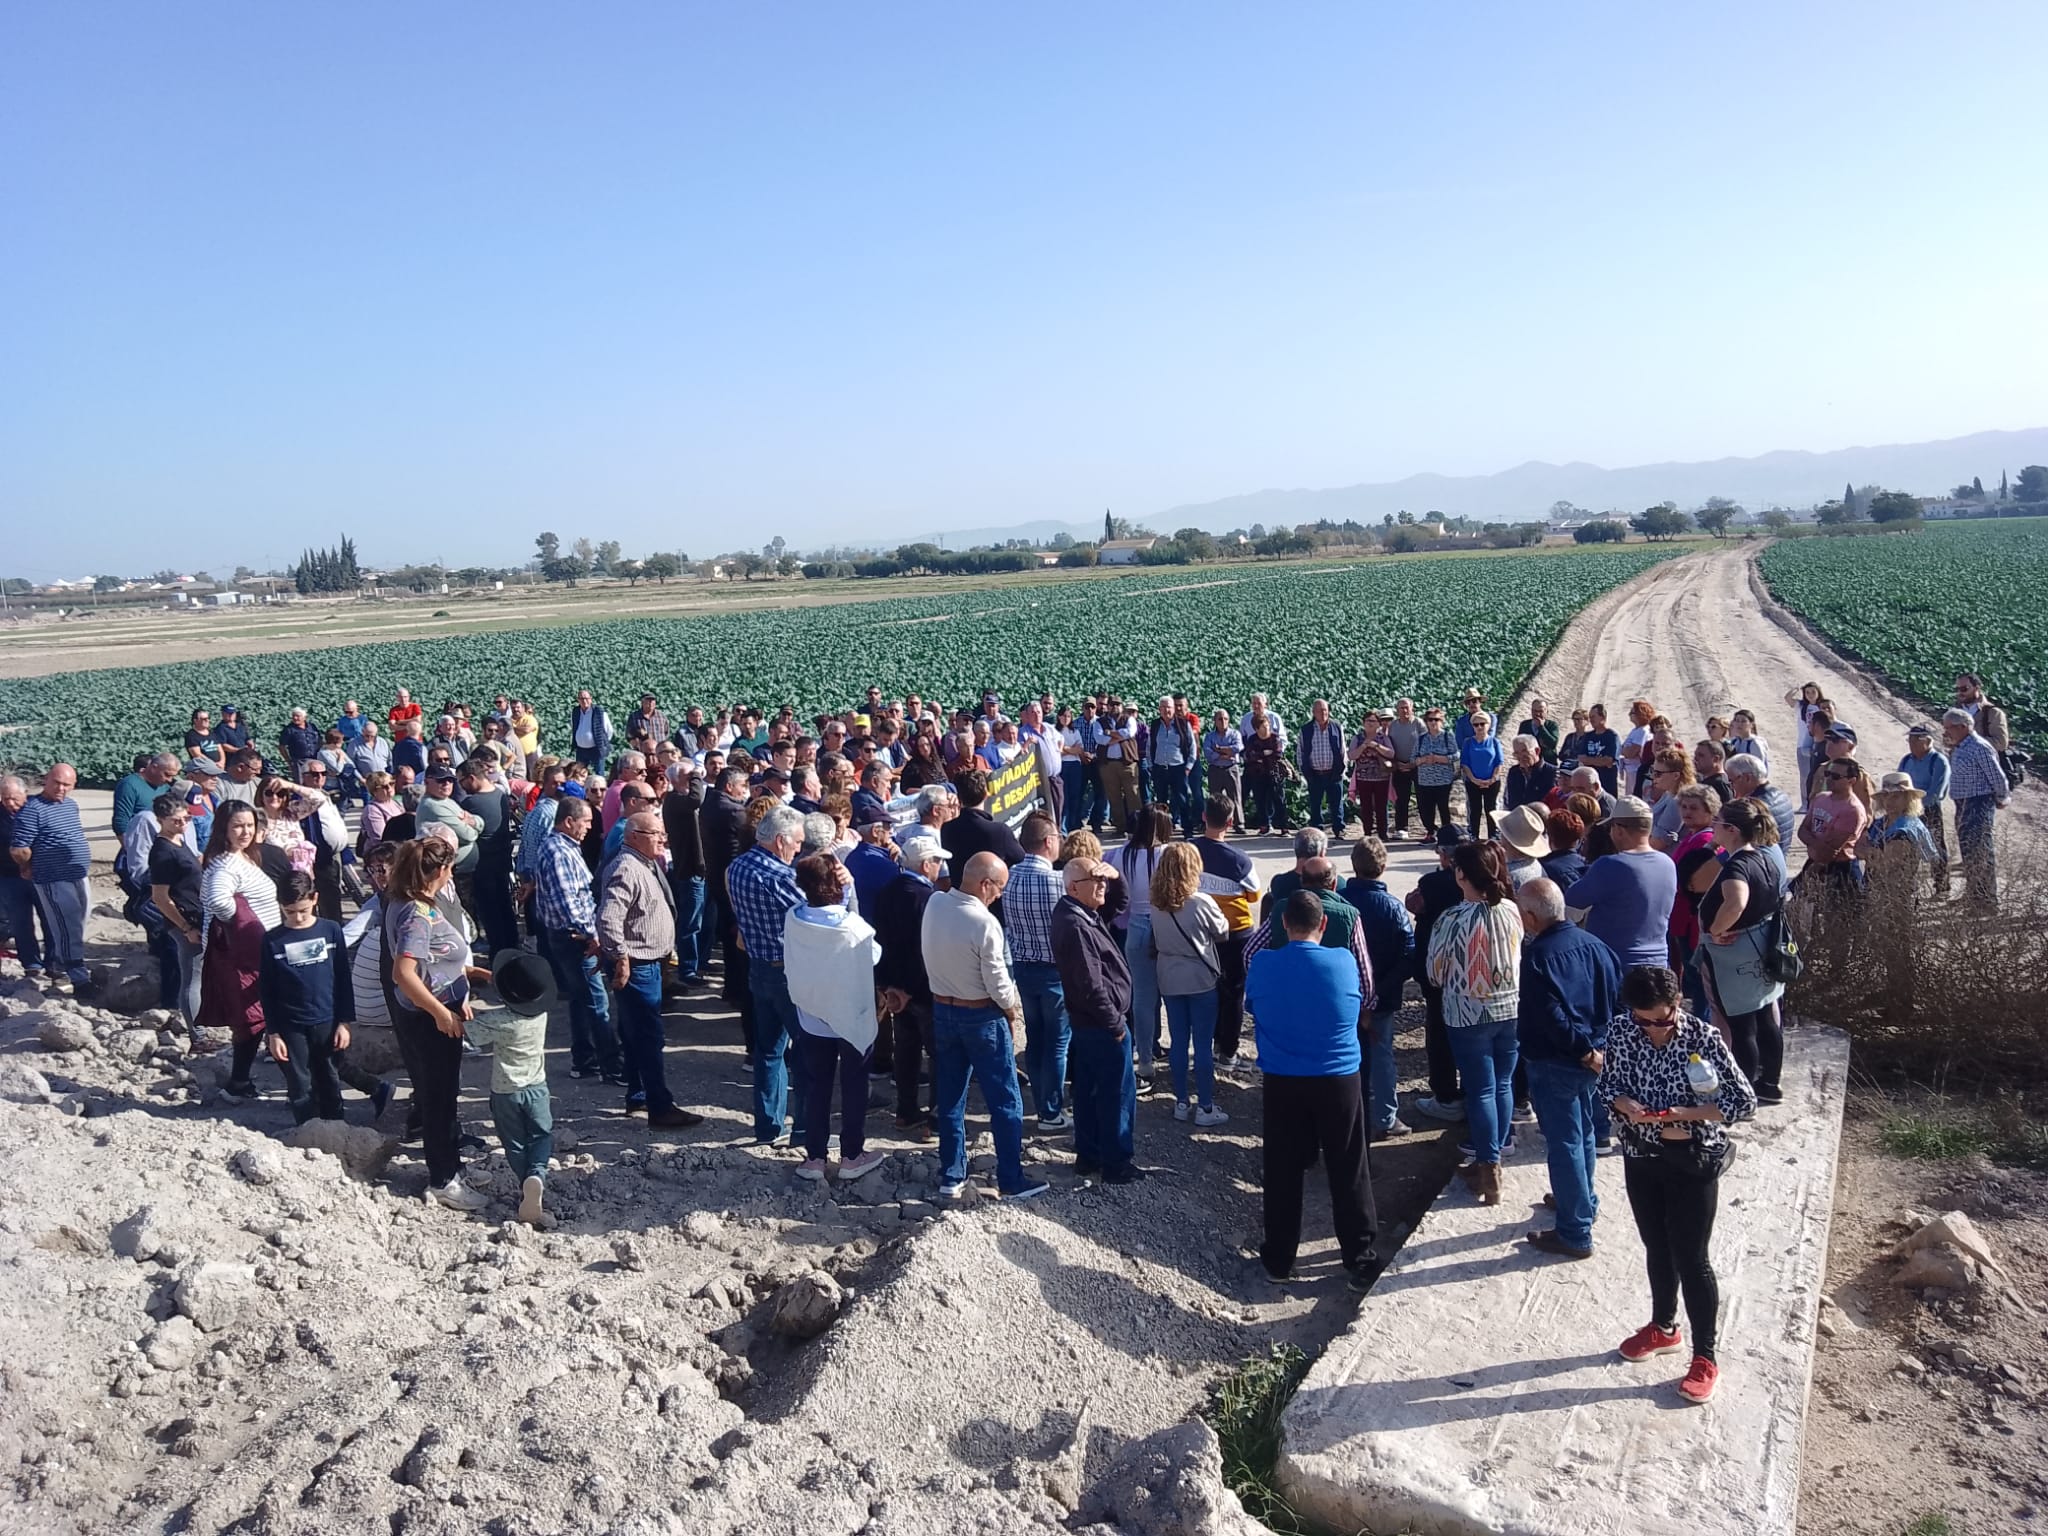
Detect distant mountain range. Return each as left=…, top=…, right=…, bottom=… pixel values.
left=910, top=427, right=2048, bottom=547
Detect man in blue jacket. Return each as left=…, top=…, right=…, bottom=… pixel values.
left=1515, top=878, right=1621, bottom=1259
left=1245, top=891, right=1376, bottom=1288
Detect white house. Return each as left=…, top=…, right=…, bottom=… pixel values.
left=1098, top=537, right=1158, bottom=566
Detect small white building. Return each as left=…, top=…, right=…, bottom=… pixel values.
left=1097, top=537, right=1158, bottom=566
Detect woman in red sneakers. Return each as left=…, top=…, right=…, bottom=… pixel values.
left=1599, top=964, right=1756, bottom=1405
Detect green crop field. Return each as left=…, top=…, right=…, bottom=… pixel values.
left=1760, top=519, right=2047, bottom=748
left=0, top=548, right=1676, bottom=783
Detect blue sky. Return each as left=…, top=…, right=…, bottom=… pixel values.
left=4, top=2, right=2043, bottom=576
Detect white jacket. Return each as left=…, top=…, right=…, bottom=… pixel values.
left=783, top=903, right=882, bottom=1053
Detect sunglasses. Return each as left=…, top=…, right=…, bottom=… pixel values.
left=1826, top=769, right=1855, bottom=781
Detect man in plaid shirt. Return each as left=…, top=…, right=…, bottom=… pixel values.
left=726, top=803, right=808, bottom=1143
left=1942, top=707, right=2011, bottom=911
left=1002, top=813, right=1070, bottom=1130
left=534, top=797, right=623, bottom=1082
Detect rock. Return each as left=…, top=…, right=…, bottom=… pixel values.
left=174, top=1262, right=256, bottom=1332
left=228, top=1146, right=283, bottom=1186
left=612, top=1236, right=648, bottom=1271
left=143, top=1316, right=203, bottom=1372
left=341, top=1023, right=405, bottom=1078
left=189, top=1025, right=232, bottom=1054
left=140, top=1008, right=180, bottom=1029
left=110, top=1029, right=161, bottom=1064
left=1077, top=1421, right=1267, bottom=1536
left=681, top=1211, right=723, bottom=1243
left=284, top=1120, right=399, bottom=1181
left=1895, top=1244, right=1974, bottom=1293
left=0, top=1060, right=52, bottom=1103
left=94, top=969, right=162, bottom=1016
left=36, top=1013, right=94, bottom=1053
left=1894, top=1352, right=1927, bottom=1378
left=1894, top=1211, right=2006, bottom=1280
left=111, top=1205, right=169, bottom=1262
left=767, top=1270, right=844, bottom=1340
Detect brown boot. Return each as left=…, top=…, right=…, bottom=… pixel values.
left=1473, top=1162, right=1501, bottom=1205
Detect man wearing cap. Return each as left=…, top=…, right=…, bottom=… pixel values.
left=599, top=810, right=702, bottom=1129
left=875, top=832, right=946, bottom=1137
left=1003, top=814, right=1071, bottom=1132
left=179, top=759, right=221, bottom=847
left=1897, top=724, right=1952, bottom=897
left=1052, top=855, right=1141, bottom=1183
left=1564, top=797, right=1678, bottom=972
left=1941, top=707, right=2009, bottom=910
left=728, top=804, right=810, bottom=1143
left=844, top=805, right=900, bottom=914
left=1454, top=688, right=1498, bottom=750
left=921, top=852, right=1047, bottom=1201
left=534, top=796, right=626, bottom=1085
left=212, top=705, right=251, bottom=755
left=1808, top=722, right=1859, bottom=804
left=1245, top=890, right=1376, bottom=1287
left=415, top=766, right=482, bottom=882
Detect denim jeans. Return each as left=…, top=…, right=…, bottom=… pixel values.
left=796, top=1028, right=870, bottom=1161
left=1059, top=763, right=1087, bottom=832
left=1955, top=794, right=1999, bottom=909
left=931, top=1002, right=1027, bottom=1192
left=1123, top=916, right=1161, bottom=1069
left=1151, top=761, right=1191, bottom=833
left=32, top=879, right=90, bottom=987
left=491, top=1083, right=554, bottom=1182
left=138, top=896, right=181, bottom=1009
left=0, top=877, right=42, bottom=972
left=1362, top=1006, right=1400, bottom=1132
left=541, top=927, right=621, bottom=1077
left=612, top=959, right=672, bottom=1114
left=1164, top=989, right=1219, bottom=1108
left=1304, top=769, right=1344, bottom=833
left=1014, top=961, right=1070, bottom=1120
left=1068, top=1025, right=1136, bottom=1173
left=271, top=1020, right=344, bottom=1124
left=669, top=872, right=706, bottom=977
left=748, top=962, right=806, bottom=1142
left=1449, top=1013, right=1518, bottom=1163
left=173, top=929, right=204, bottom=1025
left=1525, top=1057, right=1600, bottom=1248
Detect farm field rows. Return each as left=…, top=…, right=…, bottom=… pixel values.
left=0, top=548, right=1676, bottom=783
left=1759, top=520, right=2046, bottom=749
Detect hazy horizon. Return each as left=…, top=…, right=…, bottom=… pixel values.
left=5, top=3, right=2044, bottom=575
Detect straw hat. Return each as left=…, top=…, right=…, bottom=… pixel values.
left=1496, top=803, right=1551, bottom=859
left=1876, top=771, right=1925, bottom=813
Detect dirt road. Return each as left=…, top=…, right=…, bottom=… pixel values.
left=1521, top=541, right=1934, bottom=780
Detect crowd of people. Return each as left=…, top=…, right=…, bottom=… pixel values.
left=0, top=667, right=2023, bottom=1408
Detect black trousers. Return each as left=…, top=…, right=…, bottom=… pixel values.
left=393, top=1009, right=466, bottom=1186
left=1623, top=1155, right=1722, bottom=1361
left=469, top=867, right=521, bottom=963
left=1464, top=782, right=1500, bottom=840
left=1421, top=980, right=1460, bottom=1102
left=1724, top=1004, right=1783, bottom=1094
left=271, top=1020, right=344, bottom=1124
left=1390, top=768, right=1417, bottom=832
left=892, top=999, right=935, bottom=1121
left=1213, top=931, right=1250, bottom=1059
left=1416, top=782, right=1454, bottom=834
left=1260, top=1071, right=1376, bottom=1277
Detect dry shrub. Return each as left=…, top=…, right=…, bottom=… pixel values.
left=1787, top=847, right=2048, bottom=1088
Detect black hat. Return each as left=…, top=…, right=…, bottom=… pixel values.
left=1433, top=824, right=1468, bottom=850
left=490, top=949, right=557, bottom=1018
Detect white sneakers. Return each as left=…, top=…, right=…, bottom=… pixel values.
left=1194, top=1106, right=1230, bottom=1128
left=430, top=1178, right=487, bottom=1213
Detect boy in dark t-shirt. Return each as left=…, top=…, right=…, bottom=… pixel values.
left=258, top=872, right=355, bottom=1124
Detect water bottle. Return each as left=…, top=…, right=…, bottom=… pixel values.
left=1685, top=1052, right=1720, bottom=1101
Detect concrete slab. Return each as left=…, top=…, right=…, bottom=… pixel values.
left=1278, top=1026, right=1850, bottom=1536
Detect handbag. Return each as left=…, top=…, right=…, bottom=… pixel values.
left=1761, top=907, right=1804, bottom=985
left=1165, top=905, right=1224, bottom=984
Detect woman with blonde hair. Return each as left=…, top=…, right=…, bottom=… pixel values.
left=1149, top=841, right=1231, bottom=1126
left=1864, top=771, right=1938, bottom=899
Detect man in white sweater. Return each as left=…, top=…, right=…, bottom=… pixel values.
left=920, top=852, right=1048, bottom=1202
